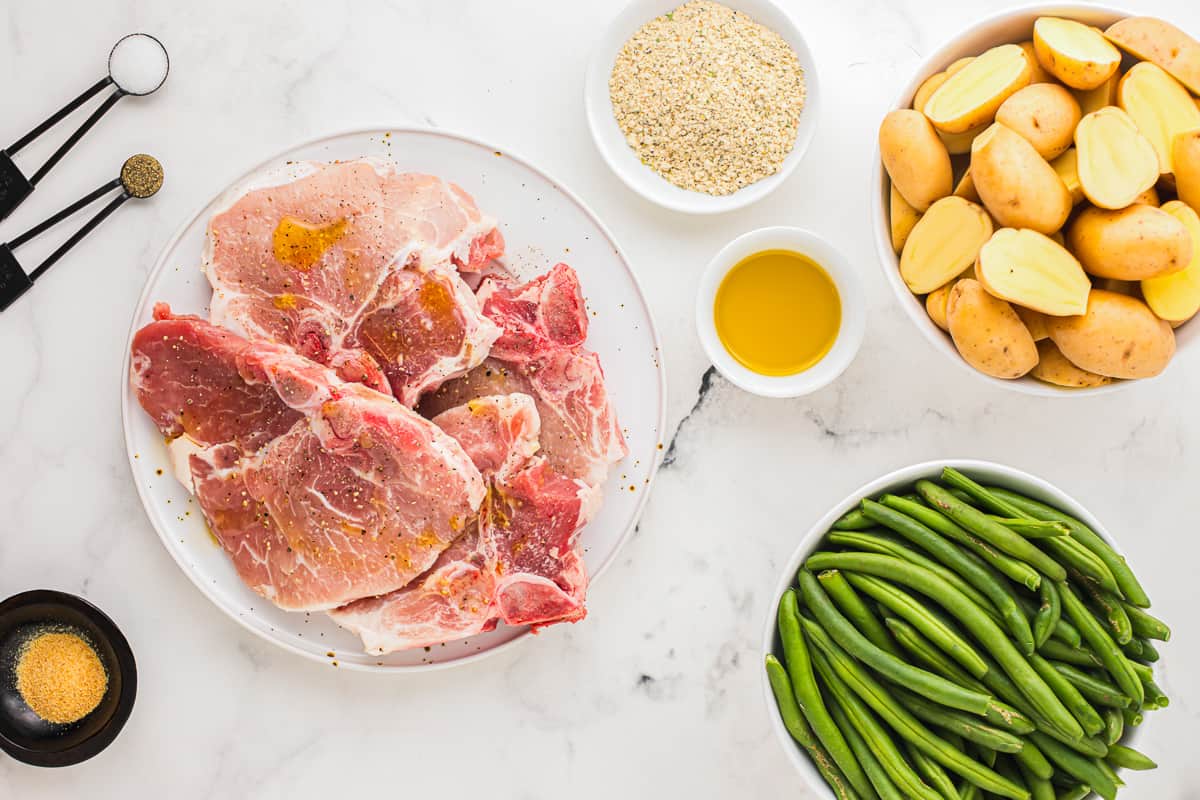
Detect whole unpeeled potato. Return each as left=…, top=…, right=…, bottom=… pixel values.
left=971, top=123, right=1072, bottom=233
left=995, top=83, right=1081, bottom=159
left=1067, top=204, right=1193, bottom=280
left=880, top=110, right=954, bottom=212
left=1046, top=289, right=1176, bottom=378
left=1175, top=129, right=1200, bottom=212
left=1031, top=340, right=1113, bottom=387
left=947, top=279, right=1039, bottom=378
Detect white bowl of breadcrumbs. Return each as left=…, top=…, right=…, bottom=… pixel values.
left=586, top=0, right=819, bottom=214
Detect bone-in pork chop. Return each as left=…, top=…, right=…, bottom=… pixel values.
left=130, top=306, right=486, bottom=611
left=205, top=161, right=503, bottom=401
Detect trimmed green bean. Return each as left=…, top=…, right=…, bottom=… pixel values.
left=1076, top=575, right=1132, bottom=644
left=844, top=572, right=990, bottom=679
left=987, top=487, right=1151, bottom=608
left=994, top=757, right=1030, bottom=797
left=1049, top=662, right=1131, bottom=708
left=1016, top=593, right=1082, bottom=650
left=1038, top=639, right=1102, bottom=668
left=1102, top=707, right=1123, bottom=746
left=1123, top=603, right=1170, bottom=642
left=799, top=570, right=992, bottom=715
left=817, top=568, right=899, bottom=655
left=827, top=696, right=902, bottom=800
left=881, top=494, right=1041, bottom=590
left=1029, top=653, right=1104, bottom=736
left=905, top=742, right=960, bottom=800
left=991, top=516, right=1070, bottom=538
left=1136, top=637, right=1160, bottom=663
left=1018, top=759, right=1056, bottom=800
left=1014, top=738, right=1055, bottom=781
left=941, top=468, right=1027, bottom=516
left=1120, top=636, right=1146, bottom=661
left=1105, top=744, right=1157, bottom=771
left=1032, top=733, right=1118, bottom=800
left=891, top=686, right=1024, bottom=753
left=778, top=591, right=877, bottom=798
left=863, top=499, right=1035, bottom=654
left=807, top=552, right=1085, bottom=741
left=801, top=616, right=1031, bottom=800
left=1034, top=580, right=1061, bottom=650
left=766, top=655, right=859, bottom=799
left=917, top=480, right=1066, bottom=581
left=1059, top=583, right=1144, bottom=708
left=1094, top=757, right=1124, bottom=788
left=833, top=507, right=878, bottom=531
left=1043, top=536, right=1121, bottom=596
left=1056, top=785, right=1092, bottom=800
left=1129, top=661, right=1169, bottom=708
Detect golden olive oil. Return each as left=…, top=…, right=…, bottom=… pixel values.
left=713, top=250, right=841, bottom=376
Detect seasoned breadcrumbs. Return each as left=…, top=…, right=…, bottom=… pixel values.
left=609, top=0, right=806, bottom=195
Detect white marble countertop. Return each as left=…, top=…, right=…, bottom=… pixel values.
left=1, top=0, right=1198, bottom=796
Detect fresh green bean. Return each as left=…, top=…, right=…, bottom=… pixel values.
left=1123, top=603, right=1170, bottom=642
left=1056, top=785, right=1092, bottom=800
left=1075, top=575, right=1132, bottom=644
left=918, top=481, right=1066, bottom=581
left=941, top=468, right=1027, bottom=516
left=970, top=649, right=1101, bottom=750
left=1094, top=757, right=1124, bottom=788
left=1034, top=580, right=1061, bottom=650
left=1015, top=593, right=1082, bottom=650
left=1129, top=661, right=1169, bottom=708
left=827, top=696, right=902, bottom=800
left=778, top=591, right=877, bottom=798
left=994, top=756, right=1030, bottom=797
left=1014, top=737, right=1055, bottom=781
left=1018, top=759, right=1057, bottom=800
left=833, top=507, right=878, bottom=531
left=766, top=655, right=859, bottom=799
left=904, top=741, right=961, bottom=800
left=863, top=499, right=1035, bottom=654
left=817, top=568, right=899, bottom=656
left=1038, top=639, right=1102, bottom=668
left=1049, top=662, right=1131, bottom=708
left=1043, top=536, right=1121, bottom=596
left=991, top=516, right=1070, bottom=538
left=1029, top=653, right=1104, bottom=736
left=881, top=494, right=1041, bottom=590
left=1032, top=733, right=1118, bottom=800
left=986, top=487, right=1151, bottom=608
left=828, top=529, right=995, bottom=612
left=1105, top=744, right=1157, bottom=771
left=807, top=552, right=1085, bottom=741
left=800, top=616, right=1031, bottom=800
left=1059, top=584, right=1144, bottom=708
left=1136, top=637, right=1160, bottom=663
left=844, top=572, right=990, bottom=679
left=799, top=570, right=993, bottom=715
left=1121, top=707, right=1143, bottom=727
left=1120, top=636, right=1146, bottom=661
left=812, top=649, right=941, bottom=800
left=891, top=686, right=1025, bottom=753
left=1102, top=707, right=1123, bottom=746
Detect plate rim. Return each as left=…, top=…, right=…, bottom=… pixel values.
left=120, top=124, right=668, bottom=673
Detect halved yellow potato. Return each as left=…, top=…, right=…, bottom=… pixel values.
left=1067, top=204, right=1193, bottom=280
left=1105, top=17, right=1200, bottom=95
left=913, top=72, right=949, bottom=114
left=900, top=196, right=994, bottom=293
left=995, top=83, right=1081, bottom=160
left=1073, top=72, right=1119, bottom=116
left=880, top=109, right=954, bottom=212
left=1019, top=40, right=1055, bottom=84
left=1050, top=148, right=1084, bottom=204
left=1074, top=107, right=1159, bottom=209
left=947, top=279, right=1040, bottom=378
left=1031, top=340, right=1113, bottom=387
left=946, top=57, right=975, bottom=77
left=924, top=44, right=1033, bottom=134
left=1016, top=305, right=1051, bottom=340
left=1174, top=129, right=1200, bottom=212
left=1046, top=289, right=1175, bottom=378
left=890, top=182, right=921, bottom=253
left=1117, top=62, right=1200, bottom=175
left=976, top=228, right=1091, bottom=316
left=971, top=123, right=1072, bottom=234
left=1142, top=201, right=1200, bottom=322
left=1033, top=17, right=1122, bottom=90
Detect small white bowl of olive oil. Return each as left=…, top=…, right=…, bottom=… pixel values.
left=696, top=227, right=865, bottom=398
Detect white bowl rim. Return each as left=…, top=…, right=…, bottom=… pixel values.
left=584, top=0, right=821, bottom=215
left=695, top=226, right=866, bottom=398
left=868, top=2, right=1191, bottom=398
left=759, top=457, right=1142, bottom=796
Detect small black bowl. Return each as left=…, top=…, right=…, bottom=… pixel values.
left=0, top=590, right=136, bottom=767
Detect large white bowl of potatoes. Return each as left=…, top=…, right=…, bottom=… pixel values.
left=874, top=5, right=1200, bottom=395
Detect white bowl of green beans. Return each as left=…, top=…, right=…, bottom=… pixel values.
left=761, top=459, right=1167, bottom=800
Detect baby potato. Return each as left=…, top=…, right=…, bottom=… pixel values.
left=1133, top=185, right=1160, bottom=206
left=938, top=122, right=988, bottom=155
left=971, top=123, right=1072, bottom=234
left=1016, top=305, right=1051, bottom=341
left=1031, top=339, right=1113, bottom=387
left=924, top=44, right=1033, bottom=134
left=1117, top=62, right=1200, bottom=175
left=1142, top=201, right=1200, bottom=323
left=1174, top=129, right=1200, bottom=212
left=1074, top=107, right=1159, bottom=209
left=1105, top=17, right=1200, bottom=95
left=1033, top=17, right=1122, bottom=90
left=913, top=72, right=949, bottom=114
left=1073, top=72, right=1119, bottom=116
left=953, top=169, right=980, bottom=203
left=996, top=83, right=1082, bottom=160
left=1019, top=40, right=1055, bottom=84
left=947, top=279, right=1040, bottom=379
left=926, top=281, right=955, bottom=331
left=977, top=228, right=1091, bottom=316
left=1050, top=148, right=1084, bottom=205
left=880, top=110, right=954, bottom=212
left=901, top=196, right=994, bottom=293
left=1046, top=289, right=1176, bottom=378
left=890, top=182, right=922, bottom=253
left=1067, top=204, right=1193, bottom=280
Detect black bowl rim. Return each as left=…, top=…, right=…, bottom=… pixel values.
left=0, top=589, right=137, bottom=767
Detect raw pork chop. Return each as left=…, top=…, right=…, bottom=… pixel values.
left=330, top=393, right=598, bottom=653
left=420, top=264, right=626, bottom=485
left=204, top=160, right=503, bottom=401
left=131, top=306, right=486, bottom=611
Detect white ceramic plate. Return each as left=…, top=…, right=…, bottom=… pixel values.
left=869, top=3, right=1197, bottom=397
left=760, top=459, right=1145, bottom=798
left=585, top=0, right=820, bottom=214
left=121, top=127, right=667, bottom=671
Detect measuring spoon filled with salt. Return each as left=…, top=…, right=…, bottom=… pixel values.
left=0, top=33, right=169, bottom=222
